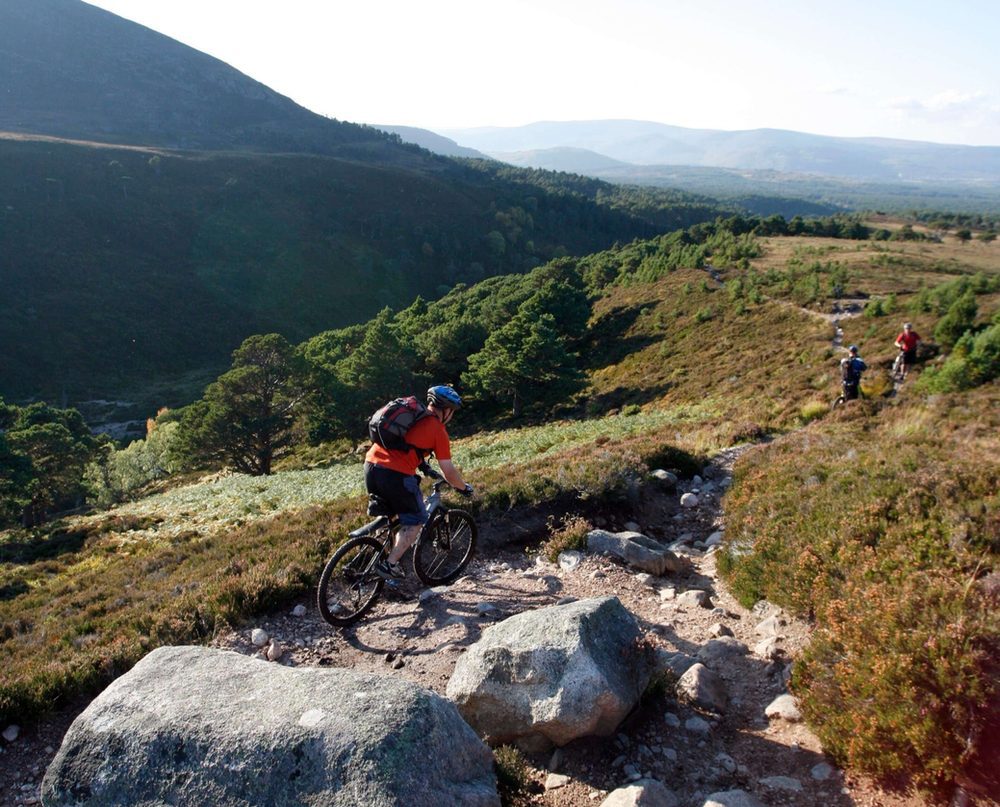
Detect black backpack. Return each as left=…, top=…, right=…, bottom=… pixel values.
left=368, top=396, right=431, bottom=452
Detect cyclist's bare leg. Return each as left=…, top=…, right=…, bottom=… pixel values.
left=388, top=525, right=422, bottom=564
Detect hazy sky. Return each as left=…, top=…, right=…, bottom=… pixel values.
left=83, top=0, right=1000, bottom=146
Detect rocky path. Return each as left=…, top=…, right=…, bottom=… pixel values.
left=0, top=447, right=926, bottom=806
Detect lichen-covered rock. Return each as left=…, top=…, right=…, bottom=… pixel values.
left=447, top=596, right=652, bottom=749
left=43, top=646, right=498, bottom=807
left=587, top=530, right=684, bottom=576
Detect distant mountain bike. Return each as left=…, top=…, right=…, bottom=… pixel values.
left=890, top=348, right=907, bottom=383
left=316, top=475, right=477, bottom=627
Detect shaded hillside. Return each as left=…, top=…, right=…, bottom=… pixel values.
left=443, top=119, right=1000, bottom=182
left=0, top=0, right=412, bottom=162
left=0, top=136, right=728, bottom=403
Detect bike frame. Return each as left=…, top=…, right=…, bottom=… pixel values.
left=350, top=478, right=449, bottom=540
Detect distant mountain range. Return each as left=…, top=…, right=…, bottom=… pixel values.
left=439, top=120, right=1000, bottom=183
left=374, top=126, right=487, bottom=160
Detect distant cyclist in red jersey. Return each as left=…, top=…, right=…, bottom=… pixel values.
left=894, top=322, right=921, bottom=379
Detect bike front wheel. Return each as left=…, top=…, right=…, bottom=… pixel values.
left=413, top=509, right=477, bottom=586
left=316, top=536, right=385, bottom=626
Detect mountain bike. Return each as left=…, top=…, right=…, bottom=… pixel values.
left=316, top=476, right=477, bottom=627
left=890, top=348, right=907, bottom=383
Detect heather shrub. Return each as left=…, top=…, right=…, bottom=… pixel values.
left=541, top=514, right=592, bottom=562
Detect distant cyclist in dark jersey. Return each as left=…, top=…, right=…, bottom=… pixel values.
left=840, top=345, right=867, bottom=401
left=364, top=385, right=472, bottom=580
left=894, top=322, right=921, bottom=380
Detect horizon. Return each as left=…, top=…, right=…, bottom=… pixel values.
left=80, top=0, right=1000, bottom=149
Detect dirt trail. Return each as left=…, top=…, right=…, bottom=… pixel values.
left=0, top=451, right=927, bottom=807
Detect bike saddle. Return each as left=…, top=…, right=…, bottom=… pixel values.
left=367, top=494, right=394, bottom=517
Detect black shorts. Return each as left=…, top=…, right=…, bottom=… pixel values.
left=364, top=463, right=427, bottom=526
left=903, top=349, right=917, bottom=365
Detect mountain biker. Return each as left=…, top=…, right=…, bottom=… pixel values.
left=893, top=322, right=921, bottom=380
left=840, top=345, right=867, bottom=401
left=365, top=385, right=472, bottom=580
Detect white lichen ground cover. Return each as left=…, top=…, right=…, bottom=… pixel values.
left=82, top=402, right=717, bottom=542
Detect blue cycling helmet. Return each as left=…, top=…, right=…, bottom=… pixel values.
left=427, top=385, right=462, bottom=410
left=848, top=345, right=859, bottom=354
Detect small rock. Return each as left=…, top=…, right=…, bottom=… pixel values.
left=391, top=657, right=405, bottom=670
left=709, top=623, right=733, bottom=638
left=658, top=587, right=676, bottom=601
left=811, top=762, right=835, bottom=781
left=755, top=615, right=785, bottom=637
left=2, top=725, right=19, bottom=743
left=705, top=531, right=724, bottom=547
left=624, top=521, right=642, bottom=533
left=760, top=775, right=802, bottom=792
left=715, top=753, right=737, bottom=774
left=558, top=551, right=583, bottom=571
left=753, top=637, right=781, bottom=660
left=545, top=773, right=571, bottom=790
left=685, top=716, right=711, bottom=734
left=652, top=469, right=678, bottom=488
left=291, top=604, right=307, bottom=617
left=556, top=596, right=577, bottom=605
left=663, top=748, right=677, bottom=761
left=250, top=628, right=269, bottom=647
left=549, top=748, right=564, bottom=772
left=697, top=637, right=748, bottom=665
left=677, top=663, right=728, bottom=713
left=476, top=602, right=498, bottom=616
left=692, top=475, right=704, bottom=486
left=622, top=764, right=640, bottom=779
left=677, top=589, right=711, bottom=608
left=764, top=694, right=803, bottom=722
left=663, top=712, right=681, bottom=728
left=680, top=493, right=699, bottom=508
left=265, top=640, right=283, bottom=662
left=635, top=573, right=656, bottom=588
left=703, top=789, right=765, bottom=807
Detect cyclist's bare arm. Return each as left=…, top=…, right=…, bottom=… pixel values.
left=438, top=459, right=468, bottom=491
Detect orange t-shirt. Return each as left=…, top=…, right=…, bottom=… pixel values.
left=365, top=414, right=451, bottom=475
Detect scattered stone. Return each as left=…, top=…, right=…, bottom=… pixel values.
left=760, top=775, right=803, bottom=792
left=702, top=790, right=764, bottom=807
left=265, top=640, right=283, bottom=662
left=447, top=597, right=652, bottom=750
left=391, top=657, right=405, bottom=670
left=623, top=764, right=641, bottom=779
left=715, top=753, right=737, bottom=774
left=600, top=777, right=680, bottom=805
left=291, top=605, right=307, bottom=617
left=654, top=649, right=697, bottom=678
left=42, top=647, right=499, bottom=807
left=658, top=587, right=676, bottom=601
left=663, top=713, right=681, bottom=729
left=705, top=531, right=724, bottom=547
left=476, top=602, right=499, bottom=616
left=549, top=748, right=564, bottom=772
left=709, top=623, right=733, bottom=638
left=651, top=470, right=678, bottom=488
left=685, top=716, right=711, bottom=734
left=624, top=521, right=642, bottom=533
left=250, top=628, right=269, bottom=647
left=680, top=493, right=699, bottom=508
left=811, top=762, right=835, bottom=781
left=663, top=748, right=677, bottom=762
left=765, top=694, right=803, bottom=722
left=2, top=725, right=19, bottom=743
left=587, top=530, right=684, bottom=576
left=635, top=572, right=655, bottom=588
left=676, top=663, right=728, bottom=714
left=697, top=637, right=748, bottom=665
left=556, top=596, right=577, bottom=606
left=677, top=589, right=712, bottom=608
left=751, top=600, right=781, bottom=620
left=545, top=773, right=571, bottom=790
left=558, top=551, right=583, bottom=571
left=753, top=637, right=782, bottom=660
left=755, top=615, right=785, bottom=637
left=692, top=475, right=704, bottom=486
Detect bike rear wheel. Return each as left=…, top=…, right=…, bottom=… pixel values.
left=316, top=535, right=385, bottom=626
left=413, top=509, right=477, bottom=586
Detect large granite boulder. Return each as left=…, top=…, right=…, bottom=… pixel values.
left=446, top=596, right=653, bottom=750
left=586, top=530, right=684, bottom=576
left=43, top=646, right=498, bottom=807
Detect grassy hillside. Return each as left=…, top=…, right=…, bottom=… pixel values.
left=2, top=225, right=998, bottom=795
left=0, top=135, right=725, bottom=405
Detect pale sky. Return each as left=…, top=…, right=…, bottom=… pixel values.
left=82, top=0, right=1000, bottom=146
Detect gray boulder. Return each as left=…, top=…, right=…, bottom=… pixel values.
left=587, top=530, right=684, bottom=576
left=447, top=597, right=652, bottom=749
left=601, top=778, right=679, bottom=806
left=676, top=663, right=728, bottom=713
left=43, top=646, right=498, bottom=807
